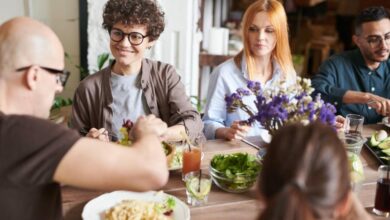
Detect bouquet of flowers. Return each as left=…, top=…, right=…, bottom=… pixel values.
left=224, top=77, right=336, bottom=135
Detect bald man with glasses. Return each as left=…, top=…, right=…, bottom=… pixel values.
left=16, top=65, right=70, bottom=87
left=312, top=6, right=390, bottom=124
left=0, top=17, right=169, bottom=220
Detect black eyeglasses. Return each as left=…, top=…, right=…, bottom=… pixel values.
left=109, top=28, right=148, bottom=45
left=365, top=33, right=390, bottom=48
left=16, top=65, right=70, bottom=87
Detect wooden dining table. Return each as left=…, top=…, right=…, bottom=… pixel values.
left=62, top=124, right=389, bottom=220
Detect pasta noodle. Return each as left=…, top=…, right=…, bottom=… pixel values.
left=105, top=199, right=173, bottom=220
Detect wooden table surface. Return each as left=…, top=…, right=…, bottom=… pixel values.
left=62, top=124, right=388, bottom=220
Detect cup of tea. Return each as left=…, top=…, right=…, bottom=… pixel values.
left=373, top=165, right=390, bottom=217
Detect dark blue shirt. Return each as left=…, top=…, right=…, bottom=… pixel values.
left=312, top=49, right=390, bottom=124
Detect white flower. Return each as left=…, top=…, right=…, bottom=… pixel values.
left=301, top=119, right=310, bottom=125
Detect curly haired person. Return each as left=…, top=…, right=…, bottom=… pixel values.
left=72, top=0, right=204, bottom=144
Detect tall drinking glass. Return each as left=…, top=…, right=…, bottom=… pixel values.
left=182, top=144, right=202, bottom=180
left=373, top=165, right=390, bottom=217
left=340, top=134, right=365, bottom=192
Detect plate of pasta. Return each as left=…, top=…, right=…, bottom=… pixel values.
left=82, top=191, right=190, bottom=220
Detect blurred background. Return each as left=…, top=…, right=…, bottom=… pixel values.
left=1, top=0, right=389, bottom=114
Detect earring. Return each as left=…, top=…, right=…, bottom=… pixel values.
left=147, top=46, right=152, bottom=50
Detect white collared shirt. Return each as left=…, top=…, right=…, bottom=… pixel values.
left=202, top=56, right=295, bottom=140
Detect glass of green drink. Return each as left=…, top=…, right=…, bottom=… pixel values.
left=184, top=171, right=212, bottom=206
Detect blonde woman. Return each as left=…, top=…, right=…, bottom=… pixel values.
left=203, top=0, right=296, bottom=141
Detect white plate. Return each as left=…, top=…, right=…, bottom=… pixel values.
left=382, top=117, right=390, bottom=128
left=82, top=191, right=190, bottom=220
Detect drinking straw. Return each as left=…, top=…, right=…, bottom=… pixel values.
left=177, top=110, right=192, bottom=152
left=181, top=132, right=192, bottom=152
left=198, top=170, right=202, bottom=193
left=354, top=123, right=359, bottom=133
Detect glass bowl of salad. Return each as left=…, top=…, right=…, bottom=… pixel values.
left=209, top=153, right=261, bottom=193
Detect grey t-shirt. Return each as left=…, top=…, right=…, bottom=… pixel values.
left=110, top=72, right=150, bottom=138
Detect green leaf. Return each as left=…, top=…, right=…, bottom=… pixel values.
left=76, top=65, right=89, bottom=80
left=190, top=95, right=206, bottom=113
left=166, top=197, right=176, bottom=209
left=51, top=97, right=72, bottom=110
left=97, top=53, right=110, bottom=70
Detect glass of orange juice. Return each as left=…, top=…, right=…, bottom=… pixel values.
left=182, top=144, right=202, bottom=180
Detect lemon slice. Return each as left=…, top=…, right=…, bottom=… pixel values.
left=347, top=152, right=364, bottom=183
left=186, top=178, right=211, bottom=200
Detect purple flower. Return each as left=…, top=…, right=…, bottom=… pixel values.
left=225, top=78, right=337, bottom=132
left=236, top=88, right=251, bottom=96
left=225, top=92, right=243, bottom=113
left=296, top=92, right=306, bottom=100
left=318, top=103, right=336, bottom=126
left=247, top=80, right=262, bottom=94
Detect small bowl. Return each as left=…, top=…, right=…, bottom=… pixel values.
left=209, top=165, right=259, bottom=193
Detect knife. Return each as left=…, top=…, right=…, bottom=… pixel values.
left=241, top=138, right=261, bottom=150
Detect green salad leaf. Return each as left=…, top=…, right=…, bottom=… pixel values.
left=210, top=152, right=261, bottom=191
left=155, top=196, right=175, bottom=216
left=166, top=197, right=176, bottom=210
left=211, top=153, right=260, bottom=176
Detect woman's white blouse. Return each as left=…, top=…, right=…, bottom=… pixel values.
left=202, top=56, right=295, bottom=140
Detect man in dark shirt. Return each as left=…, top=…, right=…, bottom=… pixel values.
left=0, top=17, right=169, bottom=220
left=312, top=6, right=390, bottom=124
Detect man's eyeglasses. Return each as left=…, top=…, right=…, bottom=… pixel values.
left=16, top=66, right=70, bottom=87
left=365, top=33, right=390, bottom=48
left=109, top=28, right=148, bottom=45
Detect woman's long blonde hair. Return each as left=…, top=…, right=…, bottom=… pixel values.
left=235, top=0, right=295, bottom=80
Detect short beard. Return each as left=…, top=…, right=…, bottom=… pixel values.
left=364, top=48, right=389, bottom=63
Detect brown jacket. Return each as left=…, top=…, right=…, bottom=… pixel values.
left=71, top=58, right=205, bottom=144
